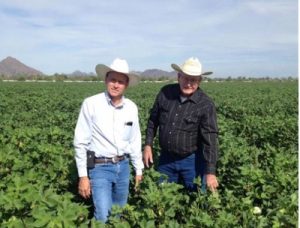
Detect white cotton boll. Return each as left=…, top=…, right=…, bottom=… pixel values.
left=253, top=206, right=262, bottom=215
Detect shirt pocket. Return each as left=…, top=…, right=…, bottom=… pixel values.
left=158, top=106, right=170, bottom=124
left=122, top=121, right=133, bottom=140
left=179, top=116, right=199, bottom=132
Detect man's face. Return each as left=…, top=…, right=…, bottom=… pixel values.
left=177, top=72, right=201, bottom=96
left=105, top=71, right=129, bottom=99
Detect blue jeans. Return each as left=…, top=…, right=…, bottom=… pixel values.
left=158, top=151, right=206, bottom=192
left=88, top=158, right=130, bottom=222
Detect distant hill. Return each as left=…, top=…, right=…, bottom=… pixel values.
left=139, top=69, right=177, bottom=79
left=0, top=56, right=43, bottom=76
left=68, top=70, right=95, bottom=77
left=0, top=56, right=176, bottom=79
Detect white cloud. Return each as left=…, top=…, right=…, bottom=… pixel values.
left=0, top=0, right=297, bottom=77
left=245, top=0, right=296, bottom=15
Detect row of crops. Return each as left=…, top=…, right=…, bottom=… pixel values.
left=0, top=80, right=298, bottom=227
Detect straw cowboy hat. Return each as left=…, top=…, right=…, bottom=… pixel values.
left=171, top=57, right=213, bottom=76
left=95, top=58, right=139, bottom=86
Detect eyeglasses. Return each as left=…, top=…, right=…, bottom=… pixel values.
left=179, top=74, right=201, bottom=84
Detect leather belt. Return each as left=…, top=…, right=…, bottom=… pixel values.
left=95, top=155, right=127, bottom=164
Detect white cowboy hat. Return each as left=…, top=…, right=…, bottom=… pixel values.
left=171, top=57, right=213, bottom=76
left=95, top=58, right=139, bottom=86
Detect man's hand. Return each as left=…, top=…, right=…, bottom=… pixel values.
left=206, top=174, right=219, bottom=192
left=134, top=175, right=143, bottom=191
left=143, top=145, right=153, bottom=168
left=78, top=176, right=91, bottom=199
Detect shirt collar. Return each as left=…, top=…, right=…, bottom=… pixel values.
left=105, top=91, right=125, bottom=108
left=177, top=86, right=202, bottom=104
left=189, top=88, right=202, bottom=103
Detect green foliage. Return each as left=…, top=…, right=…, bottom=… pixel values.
left=0, top=81, right=298, bottom=227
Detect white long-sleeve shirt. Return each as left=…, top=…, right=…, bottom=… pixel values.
left=74, top=92, right=144, bottom=177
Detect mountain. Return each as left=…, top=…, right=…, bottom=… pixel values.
left=0, top=56, right=43, bottom=76
left=67, top=69, right=177, bottom=79
left=139, top=69, right=177, bottom=78
left=68, top=70, right=95, bottom=77
left=0, top=56, right=176, bottom=79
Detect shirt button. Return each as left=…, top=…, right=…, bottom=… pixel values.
left=169, top=131, right=172, bottom=134
left=172, top=122, right=175, bottom=125
left=175, top=113, right=178, bottom=116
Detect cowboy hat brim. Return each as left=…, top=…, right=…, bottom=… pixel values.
left=95, top=64, right=140, bottom=86
left=171, top=64, right=213, bottom=76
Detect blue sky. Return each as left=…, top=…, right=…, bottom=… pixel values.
left=0, top=0, right=298, bottom=77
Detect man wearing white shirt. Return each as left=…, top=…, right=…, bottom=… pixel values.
left=74, top=58, right=143, bottom=223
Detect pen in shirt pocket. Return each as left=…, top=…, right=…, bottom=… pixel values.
left=125, top=121, right=133, bottom=126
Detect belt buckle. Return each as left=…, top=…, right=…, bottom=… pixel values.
left=111, top=157, right=117, bottom=163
